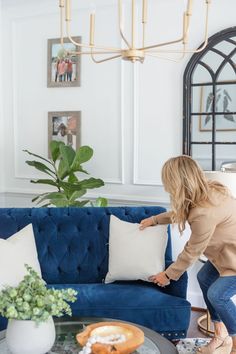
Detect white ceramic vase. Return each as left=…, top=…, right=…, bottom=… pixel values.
left=6, top=316, right=56, bottom=354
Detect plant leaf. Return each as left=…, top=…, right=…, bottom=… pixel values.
left=31, top=192, right=49, bottom=203
left=72, top=146, right=93, bottom=168
left=69, top=190, right=86, bottom=201
left=69, top=200, right=90, bottom=207
left=58, top=181, right=82, bottom=193
left=50, top=141, right=64, bottom=162
left=50, top=199, right=71, bottom=207
left=78, top=178, right=104, bottom=190
left=26, top=161, right=55, bottom=177
left=36, top=192, right=68, bottom=205
left=59, top=178, right=104, bottom=193
left=57, top=145, right=76, bottom=180
left=58, top=160, right=69, bottom=180
left=30, top=179, right=58, bottom=187
left=68, top=173, right=79, bottom=184
left=94, top=197, right=108, bottom=207
left=23, top=150, right=52, bottom=165
left=60, top=144, right=76, bottom=168
left=75, top=166, right=89, bottom=175
left=39, top=192, right=67, bottom=201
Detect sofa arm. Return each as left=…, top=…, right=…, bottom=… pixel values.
left=163, top=261, right=188, bottom=299
left=0, top=316, right=7, bottom=331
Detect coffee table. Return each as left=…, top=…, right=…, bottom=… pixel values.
left=0, top=317, right=177, bottom=353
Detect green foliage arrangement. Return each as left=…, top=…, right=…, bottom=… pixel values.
left=0, top=265, right=77, bottom=323
left=24, top=141, right=107, bottom=207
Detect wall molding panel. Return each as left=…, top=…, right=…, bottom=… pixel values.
left=8, top=4, right=125, bottom=186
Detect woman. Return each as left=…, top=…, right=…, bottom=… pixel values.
left=140, top=155, right=236, bottom=354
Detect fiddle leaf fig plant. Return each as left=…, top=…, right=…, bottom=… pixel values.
left=24, top=141, right=107, bottom=207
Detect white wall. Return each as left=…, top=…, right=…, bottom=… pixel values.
left=0, top=0, right=236, bottom=307
left=0, top=0, right=6, bottom=207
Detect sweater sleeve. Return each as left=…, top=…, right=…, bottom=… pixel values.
left=156, top=211, right=173, bottom=225
left=165, top=209, right=216, bottom=280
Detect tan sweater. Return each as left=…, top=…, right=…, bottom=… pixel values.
left=156, top=191, right=236, bottom=280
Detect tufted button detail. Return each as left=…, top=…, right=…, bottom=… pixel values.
left=77, top=266, right=81, bottom=271
left=87, top=211, right=91, bottom=215
left=58, top=267, right=62, bottom=273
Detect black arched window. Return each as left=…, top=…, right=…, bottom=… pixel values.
left=183, top=27, right=236, bottom=170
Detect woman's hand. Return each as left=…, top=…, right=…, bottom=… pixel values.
left=148, top=272, right=170, bottom=287
left=139, top=216, right=156, bottom=230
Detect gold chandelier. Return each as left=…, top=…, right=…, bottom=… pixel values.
left=59, top=0, right=211, bottom=64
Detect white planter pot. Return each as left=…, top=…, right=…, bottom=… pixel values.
left=6, top=317, right=56, bottom=354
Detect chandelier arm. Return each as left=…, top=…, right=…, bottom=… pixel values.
left=146, top=44, right=186, bottom=62
left=139, top=37, right=184, bottom=51
left=90, top=53, right=122, bottom=64
left=142, top=0, right=147, bottom=48
left=142, top=24, right=146, bottom=50
left=65, top=16, right=121, bottom=52
left=146, top=53, right=183, bottom=62
left=132, top=0, right=135, bottom=48
left=144, top=1, right=210, bottom=54
left=60, top=5, right=65, bottom=47
left=69, top=51, right=122, bottom=55
left=118, top=0, right=132, bottom=49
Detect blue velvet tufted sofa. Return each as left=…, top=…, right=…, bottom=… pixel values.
left=0, top=206, right=191, bottom=339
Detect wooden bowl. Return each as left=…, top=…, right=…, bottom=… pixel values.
left=76, top=321, right=144, bottom=354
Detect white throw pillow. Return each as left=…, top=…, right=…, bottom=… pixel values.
left=105, top=215, right=168, bottom=283
left=0, top=224, right=41, bottom=290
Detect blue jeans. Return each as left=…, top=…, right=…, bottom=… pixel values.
left=197, top=261, right=236, bottom=336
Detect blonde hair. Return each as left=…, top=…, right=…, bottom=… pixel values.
left=161, top=155, right=230, bottom=233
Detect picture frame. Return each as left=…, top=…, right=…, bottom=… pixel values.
left=48, top=111, right=81, bottom=157
left=199, top=85, right=236, bottom=131
left=47, top=37, right=81, bottom=88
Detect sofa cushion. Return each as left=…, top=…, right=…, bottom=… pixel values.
left=0, top=224, right=41, bottom=290
left=49, top=282, right=191, bottom=339
left=105, top=215, right=168, bottom=283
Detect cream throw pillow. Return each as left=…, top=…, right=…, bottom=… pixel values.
left=105, top=215, right=168, bottom=283
left=0, top=224, right=41, bottom=290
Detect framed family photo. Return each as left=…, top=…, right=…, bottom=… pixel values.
left=47, top=37, right=81, bottom=88
left=48, top=111, right=81, bottom=157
